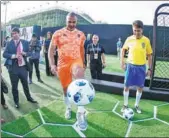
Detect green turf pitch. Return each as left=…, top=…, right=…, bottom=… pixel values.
left=1, top=93, right=169, bottom=137
left=1, top=111, right=42, bottom=135
left=157, top=104, right=169, bottom=123
left=25, top=125, right=80, bottom=137
left=40, top=100, right=77, bottom=124
left=129, top=119, right=169, bottom=137
left=1, top=132, right=13, bottom=137
left=86, top=92, right=118, bottom=111
left=83, top=112, right=128, bottom=137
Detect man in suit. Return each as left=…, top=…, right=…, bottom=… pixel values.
left=3, top=27, right=37, bottom=108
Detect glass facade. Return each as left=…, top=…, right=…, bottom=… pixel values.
left=8, top=8, right=94, bottom=27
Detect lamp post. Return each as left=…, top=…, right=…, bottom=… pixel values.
left=40, top=5, right=42, bottom=28
left=1, top=1, right=10, bottom=47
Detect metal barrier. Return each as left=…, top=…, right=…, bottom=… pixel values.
left=150, top=3, right=169, bottom=91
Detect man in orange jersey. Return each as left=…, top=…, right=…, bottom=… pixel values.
left=48, top=12, right=87, bottom=131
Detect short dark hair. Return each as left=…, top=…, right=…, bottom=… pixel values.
left=66, top=12, right=77, bottom=21
left=12, top=27, right=20, bottom=33
left=32, top=33, right=37, bottom=38
left=67, top=12, right=77, bottom=18
left=92, top=34, right=99, bottom=38
left=47, top=31, right=52, bottom=38
left=6, top=36, right=10, bottom=40
left=133, top=20, right=144, bottom=29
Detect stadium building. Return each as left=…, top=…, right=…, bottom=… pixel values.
left=7, top=5, right=95, bottom=27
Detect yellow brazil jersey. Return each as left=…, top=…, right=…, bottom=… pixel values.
left=122, top=35, right=153, bottom=65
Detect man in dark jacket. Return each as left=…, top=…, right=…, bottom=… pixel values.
left=1, top=72, right=8, bottom=109
left=42, top=32, right=53, bottom=76
left=87, top=34, right=106, bottom=80
left=3, top=27, right=37, bottom=108
left=28, top=34, right=43, bottom=84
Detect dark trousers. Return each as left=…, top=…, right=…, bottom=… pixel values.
left=84, top=52, right=87, bottom=66
left=9, top=66, right=32, bottom=104
left=45, top=52, right=58, bottom=76
left=54, top=52, right=58, bottom=66
left=45, top=53, right=51, bottom=76
left=1, top=91, right=5, bottom=105
left=90, top=62, right=102, bottom=80
left=29, top=58, right=40, bottom=80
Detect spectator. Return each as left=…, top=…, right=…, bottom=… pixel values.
left=87, top=34, right=106, bottom=80
left=1, top=75, right=8, bottom=109
left=3, top=36, right=10, bottom=48
left=28, top=34, right=43, bottom=84
left=84, top=33, right=92, bottom=67
left=42, top=32, right=53, bottom=76
left=116, top=37, right=123, bottom=59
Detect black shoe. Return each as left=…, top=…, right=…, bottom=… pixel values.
left=38, top=79, right=44, bottom=83
left=46, top=73, right=51, bottom=76
left=15, top=103, right=20, bottom=108
left=27, top=98, right=38, bottom=103
left=2, top=104, right=8, bottom=109
left=50, top=73, right=54, bottom=76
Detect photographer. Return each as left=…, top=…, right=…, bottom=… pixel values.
left=28, top=34, right=43, bottom=84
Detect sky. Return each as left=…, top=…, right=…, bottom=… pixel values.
left=1, top=1, right=168, bottom=25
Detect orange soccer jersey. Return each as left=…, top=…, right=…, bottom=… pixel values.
left=51, top=27, right=86, bottom=88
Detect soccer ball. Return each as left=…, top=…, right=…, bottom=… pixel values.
left=67, top=79, right=95, bottom=106
left=123, top=108, right=134, bottom=120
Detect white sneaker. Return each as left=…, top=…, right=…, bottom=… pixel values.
left=65, top=108, right=71, bottom=119
left=135, top=106, right=142, bottom=114
left=76, top=112, right=87, bottom=131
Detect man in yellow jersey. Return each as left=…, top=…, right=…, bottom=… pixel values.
left=120, top=20, right=153, bottom=114
left=48, top=12, right=87, bottom=131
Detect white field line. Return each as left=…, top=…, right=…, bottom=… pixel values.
left=112, top=101, right=120, bottom=112
left=22, top=124, right=43, bottom=137
left=72, top=122, right=86, bottom=138
left=45, top=123, right=72, bottom=127
left=156, top=118, right=169, bottom=126
left=37, top=109, right=46, bottom=124
left=112, top=101, right=125, bottom=119
left=125, top=121, right=133, bottom=138
left=113, top=110, right=124, bottom=119
left=1, top=130, right=23, bottom=138
left=157, top=103, right=169, bottom=107
left=132, top=118, right=154, bottom=123
left=154, top=106, right=157, bottom=119
left=88, top=110, right=112, bottom=113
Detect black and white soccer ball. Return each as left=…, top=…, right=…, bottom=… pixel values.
left=67, top=79, right=95, bottom=106
left=123, top=108, right=134, bottom=120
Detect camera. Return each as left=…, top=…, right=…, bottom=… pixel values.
left=29, top=40, right=40, bottom=52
